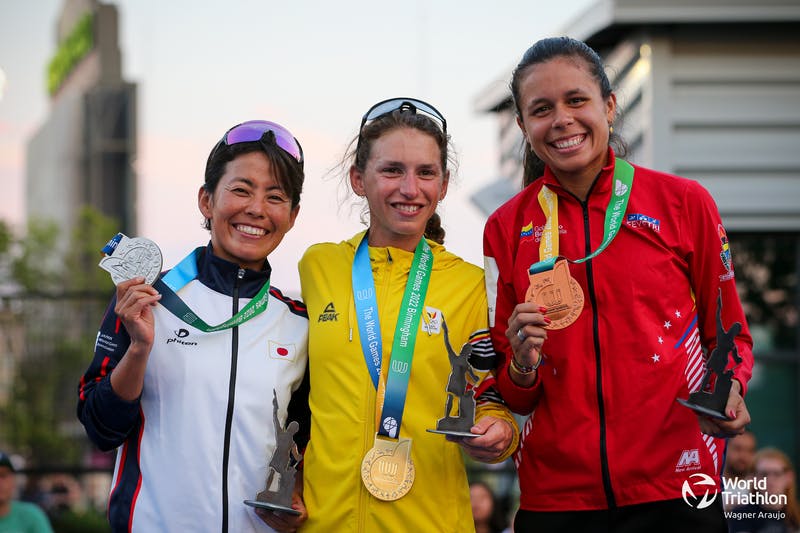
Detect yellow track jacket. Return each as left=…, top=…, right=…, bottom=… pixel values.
left=299, top=232, right=518, bottom=533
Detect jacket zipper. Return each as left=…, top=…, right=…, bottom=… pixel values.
left=581, top=199, right=616, bottom=508
left=221, top=267, right=244, bottom=532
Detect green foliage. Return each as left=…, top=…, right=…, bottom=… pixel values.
left=0, top=206, right=121, bottom=467
left=10, top=219, right=63, bottom=292
left=47, top=12, right=94, bottom=96
left=0, top=219, right=13, bottom=280
left=4, top=338, right=91, bottom=465
left=64, top=207, right=117, bottom=293
left=50, top=509, right=111, bottom=533
left=0, top=219, right=11, bottom=255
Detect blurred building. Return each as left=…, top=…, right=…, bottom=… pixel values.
left=474, top=0, right=800, bottom=466
left=26, top=0, right=137, bottom=257
left=2, top=0, right=134, bottom=472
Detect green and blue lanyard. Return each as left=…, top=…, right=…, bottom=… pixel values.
left=351, top=234, right=433, bottom=439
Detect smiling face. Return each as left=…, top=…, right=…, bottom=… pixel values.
left=198, top=150, right=298, bottom=270
left=350, top=127, right=448, bottom=251
left=515, top=55, right=616, bottom=191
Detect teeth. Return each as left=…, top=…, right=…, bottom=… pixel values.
left=236, top=225, right=266, bottom=236
left=395, top=204, right=421, bottom=214
left=553, top=135, right=584, bottom=149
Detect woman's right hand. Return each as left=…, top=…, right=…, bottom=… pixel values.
left=114, top=276, right=161, bottom=350
left=505, top=301, right=550, bottom=386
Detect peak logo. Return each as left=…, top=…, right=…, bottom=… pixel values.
left=318, top=302, right=339, bottom=322
left=682, top=473, right=718, bottom=509
left=166, top=329, right=197, bottom=346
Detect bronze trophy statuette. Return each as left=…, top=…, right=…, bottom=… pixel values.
left=427, top=320, right=480, bottom=439
left=677, top=289, right=743, bottom=420
left=244, top=390, right=302, bottom=515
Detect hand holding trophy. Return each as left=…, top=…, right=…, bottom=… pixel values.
left=245, top=390, right=302, bottom=515
left=677, top=289, right=744, bottom=420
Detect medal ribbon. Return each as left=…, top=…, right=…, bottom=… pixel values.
left=530, top=158, right=634, bottom=274
left=352, top=234, right=433, bottom=439
left=153, top=247, right=271, bottom=332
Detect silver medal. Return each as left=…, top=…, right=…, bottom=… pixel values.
left=99, top=234, right=163, bottom=285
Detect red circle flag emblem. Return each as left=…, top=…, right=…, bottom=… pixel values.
left=268, top=341, right=297, bottom=361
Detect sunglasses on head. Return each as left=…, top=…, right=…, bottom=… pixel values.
left=359, top=97, right=447, bottom=137
left=214, top=120, right=304, bottom=165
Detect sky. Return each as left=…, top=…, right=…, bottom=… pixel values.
left=0, top=0, right=594, bottom=295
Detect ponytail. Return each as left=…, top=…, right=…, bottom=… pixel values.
left=424, top=212, right=445, bottom=244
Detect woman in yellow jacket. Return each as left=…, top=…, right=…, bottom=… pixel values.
left=296, top=98, right=518, bottom=532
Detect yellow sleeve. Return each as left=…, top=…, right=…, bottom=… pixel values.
left=475, top=387, right=520, bottom=464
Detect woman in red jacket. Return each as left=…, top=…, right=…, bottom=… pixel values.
left=483, top=36, right=754, bottom=532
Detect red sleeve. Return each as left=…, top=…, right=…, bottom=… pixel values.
left=483, top=209, right=542, bottom=414
left=683, top=181, right=754, bottom=395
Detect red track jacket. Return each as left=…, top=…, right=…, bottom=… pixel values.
left=483, top=151, right=753, bottom=511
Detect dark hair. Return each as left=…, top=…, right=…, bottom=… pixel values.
left=469, top=481, right=509, bottom=533
left=350, top=109, right=453, bottom=244
left=202, top=133, right=304, bottom=230
left=510, top=36, right=627, bottom=187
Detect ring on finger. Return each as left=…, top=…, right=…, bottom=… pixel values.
left=517, top=328, right=526, bottom=342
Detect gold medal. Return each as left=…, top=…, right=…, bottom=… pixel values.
left=526, top=258, right=584, bottom=329
left=361, top=435, right=415, bottom=501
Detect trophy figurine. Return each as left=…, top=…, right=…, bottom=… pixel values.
left=427, top=320, right=480, bottom=438
left=244, top=390, right=302, bottom=515
left=677, top=289, right=743, bottom=420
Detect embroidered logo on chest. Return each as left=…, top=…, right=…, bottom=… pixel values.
left=625, top=213, right=661, bottom=233
left=318, top=302, right=339, bottom=322
left=421, top=306, right=442, bottom=335
left=165, top=328, right=198, bottom=346
left=268, top=341, right=297, bottom=362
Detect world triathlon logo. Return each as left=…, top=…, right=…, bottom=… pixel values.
left=682, top=473, right=718, bottom=509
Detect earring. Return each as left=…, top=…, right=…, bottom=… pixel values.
left=609, top=125, right=614, bottom=134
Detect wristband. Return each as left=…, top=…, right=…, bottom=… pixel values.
left=510, top=354, right=540, bottom=375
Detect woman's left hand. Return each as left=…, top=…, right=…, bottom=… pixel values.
left=697, top=379, right=751, bottom=438
left=449, top=416, right=514, bottom=462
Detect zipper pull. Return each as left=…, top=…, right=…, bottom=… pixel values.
left=237, top=268, right=245, bottom=280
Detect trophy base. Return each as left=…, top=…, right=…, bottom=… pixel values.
left=426, top=429, right=479, bottom=438
left=676, top=398, right=731, bottom=421
left=243, top=499, right=301, bottom=515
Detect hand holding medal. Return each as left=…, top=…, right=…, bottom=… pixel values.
left=97, top=233, right=164, bottom=360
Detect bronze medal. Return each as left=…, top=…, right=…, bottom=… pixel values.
left=361, top=436, right=415, bottom=501
left=525, top=258, right=584, bottom=329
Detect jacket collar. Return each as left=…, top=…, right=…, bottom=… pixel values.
left=541, top=147, right=617, bottom=200
left=196, top=242, right=271, bottom=298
